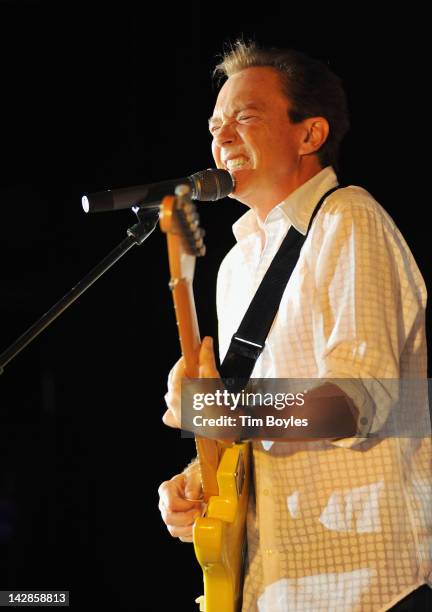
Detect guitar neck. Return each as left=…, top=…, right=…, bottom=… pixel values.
left=170, top=276, right=221, bottom=501
left=171, top=277, right=200, bottom=378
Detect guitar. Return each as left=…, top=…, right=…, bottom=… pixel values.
left=160, top=184, right=250, bottom=612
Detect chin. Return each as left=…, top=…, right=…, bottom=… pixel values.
left=228, top=190, right=254, bottom=208
left=231, top=175, right=256, bottom=202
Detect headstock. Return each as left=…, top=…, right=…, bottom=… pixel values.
left=160, top=183, right=205, bottom=255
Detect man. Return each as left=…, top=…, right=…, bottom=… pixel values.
left=159, top=41, right=431, bottom=611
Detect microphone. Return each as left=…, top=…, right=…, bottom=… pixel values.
left=82, top=168, right=234, bottom=213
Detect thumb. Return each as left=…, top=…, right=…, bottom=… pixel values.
left=184, top=465, right=203, bottom=502
left=199, top=336, right=219, bottom=378
left=184, top=478, right=203, bottom=503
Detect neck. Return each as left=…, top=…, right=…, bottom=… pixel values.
left=251, top=160, right=324, bottom=223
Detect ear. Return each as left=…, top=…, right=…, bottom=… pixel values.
left=298, top=117, right=329, bottom=156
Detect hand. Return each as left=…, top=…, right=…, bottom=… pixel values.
left=162, top=337, right=220, bottom=428
left=158, top=463, right=204, bottom=543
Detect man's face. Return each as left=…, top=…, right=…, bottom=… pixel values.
left=210, top=66, right=305, bottom=210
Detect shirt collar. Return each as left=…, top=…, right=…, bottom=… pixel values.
left=232, top=166, right=339, bottom=242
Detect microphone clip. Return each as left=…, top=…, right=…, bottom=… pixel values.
left=128, top=207, right=160, bottom=245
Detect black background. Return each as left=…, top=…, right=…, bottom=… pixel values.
left=0, top=2, right=429, bottom=611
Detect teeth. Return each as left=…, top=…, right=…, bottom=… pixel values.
left=226, top=157, right=248, bottom=169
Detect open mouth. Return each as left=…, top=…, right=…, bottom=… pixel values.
left=224, top=156, right=250, bottom=171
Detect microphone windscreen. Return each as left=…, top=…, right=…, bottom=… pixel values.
left=191, top=168, right=234, bottom=201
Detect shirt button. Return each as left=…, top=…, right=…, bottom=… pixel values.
left=263, top=489, right=269, bottom=496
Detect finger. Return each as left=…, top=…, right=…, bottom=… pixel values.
left=162, top=407, right=180, bottom=428
left=161, top=506, right=202, bottom=527
left=199, top=336, right=220, bottom=378
left=170, top=357, right=185, bottom=384
left=184, top=487, right=203, bottom=502
left=179, top=535, right=193, bottom=543
left=167, top=356, right=185, bottom=387
left=158, top=479, right=200, bottom=512
left=167, top=523, right=194, bottom=539
left=184, top=477, right=203, bottom=502
left=158, top=489, right=202, bottom=511
left=164, top=388, right=180, bottom=408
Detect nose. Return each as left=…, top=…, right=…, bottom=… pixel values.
left=213, top=120, right=237, bottom=147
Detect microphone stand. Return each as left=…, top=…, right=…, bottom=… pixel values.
left=0, top=207, right=160, bottom=375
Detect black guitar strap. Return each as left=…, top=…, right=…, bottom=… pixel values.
left=219, top=185, right=344, bottom=388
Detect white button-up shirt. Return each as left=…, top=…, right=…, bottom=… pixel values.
left=216, top=167, right=431, bottom=611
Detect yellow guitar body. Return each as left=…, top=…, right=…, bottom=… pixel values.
left=194, top=442, right=250, bottom=612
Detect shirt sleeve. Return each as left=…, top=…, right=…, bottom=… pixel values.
left=307, top=192, right=423, bottom=446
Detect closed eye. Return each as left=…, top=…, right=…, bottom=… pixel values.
left=238, top=113, right=259, bottom=122
left=209, top=114, right=257, bottom=135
